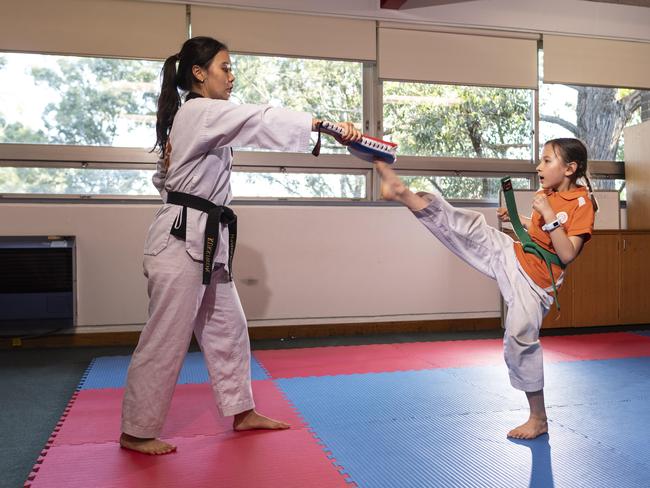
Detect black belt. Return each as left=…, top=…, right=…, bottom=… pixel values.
left=167, top=191, right=237, bottom=285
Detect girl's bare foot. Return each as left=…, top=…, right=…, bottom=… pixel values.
left=375, top=161, right=430, bottom=211
left=375, top=161, right=408, bottom=201
left=119, top=433, right=177, bottom=455
left=507, top=416, right=548, bottom=439
left=233, top=409, right=290, bottom=431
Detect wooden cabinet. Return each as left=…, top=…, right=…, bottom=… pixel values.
left=571, top=233, right=620, bottom=327
left=619, top=232, right=650, bottom=324
left=515, top=231, right=650, bottom=329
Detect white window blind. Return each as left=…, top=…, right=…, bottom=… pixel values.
left=378, top=27, right=538, bottom=89
left=0, top=0, right=186, bottom=59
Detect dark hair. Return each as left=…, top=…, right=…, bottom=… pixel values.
left=155, top=36, right=228, bottom=157
left=545, top=138, right=598, bottom=212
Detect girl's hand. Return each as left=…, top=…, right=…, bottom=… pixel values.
left=335, top=122, right=362, bottom=144
left=532, top=193, right=555, bottom=221
left=496, top=207, right=510, bottom=222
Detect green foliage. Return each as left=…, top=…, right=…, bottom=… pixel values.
left=236, top=172, right=365, bottom=199
left=384, top=82, right=533, bottom=198
left=231, top=55, right=362, bottom=154
left=230, top=55, right=364, bottom=197
left=384, top=82, right=532, bottom=160
left=30, top=57, right=158, bottom=145
left=0, top=56, right=50, bottom=143
left=0, top=119, right=48, bottom=143
left=0, top=167, right=154, bottom=194
left=403, top=175, right=530, bottom=200
left=0, top=55, right=160, bottom=195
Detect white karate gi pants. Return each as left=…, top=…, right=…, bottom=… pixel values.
left=413, top=193, right=553, bottom=392
left=121, top=236, right=254, bottom=438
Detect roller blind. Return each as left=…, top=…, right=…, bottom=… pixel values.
left=543, top=35, right=650, bottom=89
left=191, top=6, right=376, bottom=61
left=0, top=0, right=187, bottom=59
left=378, top=27, right=538, bottom=89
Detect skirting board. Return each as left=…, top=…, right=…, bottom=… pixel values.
left=0, top=318, right=501, bottom=349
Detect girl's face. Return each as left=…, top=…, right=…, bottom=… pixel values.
left=536, top=143, right=577, bottom=191
left=193, top=50, right=235, bottom=100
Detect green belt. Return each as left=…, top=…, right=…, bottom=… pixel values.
left=501, top=176, right=565, bottom=310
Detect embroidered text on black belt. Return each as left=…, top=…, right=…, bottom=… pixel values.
left=167, top=191, right=237, bottom=285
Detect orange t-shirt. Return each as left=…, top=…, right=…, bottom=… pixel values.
left=513, top=186, right=595, bottom=291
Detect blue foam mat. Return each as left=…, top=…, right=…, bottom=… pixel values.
left=278, top=357, right=650, bottom=488
left=550, top=399, right=650, bottom=463
left=302, top=412, right=649, bottom=488
left=442, top=357, right=650, bottom=408
left=79, top=351, right=268, bottom=389
left=280, top=368, right=521, bottom=427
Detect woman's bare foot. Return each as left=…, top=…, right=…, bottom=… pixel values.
left=119, top=433, right=176, bottom=455
left=233, top=409, right=290, bottom=431
left=507, top=416, right=548, bottom=439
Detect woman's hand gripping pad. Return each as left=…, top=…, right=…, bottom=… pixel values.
left=313, top=121, right=397, bottom=164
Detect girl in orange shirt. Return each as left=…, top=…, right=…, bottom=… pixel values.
left=376, top=138, right=596, bottom=439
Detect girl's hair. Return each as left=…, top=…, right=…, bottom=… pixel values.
left=545, top=138, right=599, bottom=212
left=155, top=36, right=228, bottom=157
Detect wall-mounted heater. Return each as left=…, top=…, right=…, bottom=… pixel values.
left=0, top=236, right=75, bottom=336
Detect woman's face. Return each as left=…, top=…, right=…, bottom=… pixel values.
left=193, top=50, right=235, bottom=100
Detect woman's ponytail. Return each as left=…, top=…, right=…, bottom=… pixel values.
left=155, top=53, right=181, bottom=158
left=153, top=37, right=228, bottom=165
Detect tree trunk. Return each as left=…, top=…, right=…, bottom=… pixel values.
left=575, top=87, right=643, bottom=160
left=640, top=91, right=650, bottom=122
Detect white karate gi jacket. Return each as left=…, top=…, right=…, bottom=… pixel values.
left=145, top=98, right=312, bottom=267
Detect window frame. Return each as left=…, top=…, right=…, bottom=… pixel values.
left=0, top=50, right=627, bottom=202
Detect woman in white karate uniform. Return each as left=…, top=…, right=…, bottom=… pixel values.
left=120, top=36, right=361, bottom=454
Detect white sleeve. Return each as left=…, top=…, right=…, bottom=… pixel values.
left=199, top=100, right=312, bottom=153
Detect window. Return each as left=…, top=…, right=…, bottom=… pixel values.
left=0, top=52, right=161, bottom=147
left=0, top=167, right=157, bottom=195
left=232, top=169, right=366, bottom=199
left=0, top=52, right=366, bottom=199
left=398, top=173, right=531, bottom=201
left=228, top=54, right=366, bottom=199
left=0, top=166, right=370, bottom=199
left=539, top=84, right=648, bottom=161
left=383, top=81, right=533, bottom=160
left=539, top=51, right=649, bottom=161
left=592, top=177, right=626, bottom=202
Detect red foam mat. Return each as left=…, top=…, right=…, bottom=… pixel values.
left=27, top=429, right=352, bottom=488
left=254, top=333, right=650, bottom=379
left=254, top=343, right=435, bottom=378
left=397, top=337, right=578, bottom=366
left=540, top=332, right=650, bottom=360
left=53, top=380, right=304, bottom=446
left=253, top=339, right=560, bottom=379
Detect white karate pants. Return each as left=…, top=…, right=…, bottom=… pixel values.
left=121, top=236, right=254, bottom=438
left=413, top=193, right=553, bottom=392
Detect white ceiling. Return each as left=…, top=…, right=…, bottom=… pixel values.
left=152, top=0, right=650, bottom=41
